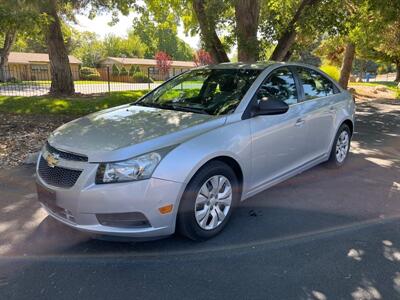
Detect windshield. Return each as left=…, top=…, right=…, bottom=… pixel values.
left=135, top=68, right=261, bottom=115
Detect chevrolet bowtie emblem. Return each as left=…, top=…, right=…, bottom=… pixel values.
left=45, top=153, right=60, bottom=168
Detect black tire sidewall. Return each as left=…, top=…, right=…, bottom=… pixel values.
left=177, top=161, right=239, bottom=241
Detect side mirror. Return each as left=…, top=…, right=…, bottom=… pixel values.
left=253, top=98, right=289, bottom=116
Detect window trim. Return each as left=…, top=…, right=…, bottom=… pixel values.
left=242, top=66, right=300, bottom=119
left=294, top=66, right=340, bottom=102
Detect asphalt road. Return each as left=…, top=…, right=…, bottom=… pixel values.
left=0, top=99, right=399, bottom=299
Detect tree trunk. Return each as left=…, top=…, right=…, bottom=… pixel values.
left=235, top=0, right=260, bottom=62
left=192, top=0, right=230, bottom=63
left=270, top=0, right=320, bottom=61
left=338, top=42, right=356, bottom=89
left=0, top=30, right=16, bottom=82
left=395, top=62, right=400, bottom=82
left=43, top=0, right=74, bottom=95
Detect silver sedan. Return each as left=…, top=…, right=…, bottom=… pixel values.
left=36, top=62, right=355, bottom=241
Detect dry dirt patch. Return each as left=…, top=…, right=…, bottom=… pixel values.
left=0, top=113, right=74, bottom=168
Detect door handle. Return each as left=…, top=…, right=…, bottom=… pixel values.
left=295, top=118, right=305, bottom=127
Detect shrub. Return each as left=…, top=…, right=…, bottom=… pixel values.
left=111, top=64, right=120, bottom=76
left=132, top=72, right=153, bottom=83
left=80, top=67, right=100, bottom=80
left=119, top=66, right=128, bottom=76
left=129, top=65, right=140, bottom=75
left=320, top=64, right=340, bottom=82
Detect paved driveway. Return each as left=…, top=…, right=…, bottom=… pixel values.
left=0, top=99, right=399, bottom=299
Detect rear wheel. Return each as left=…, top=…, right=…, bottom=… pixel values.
left=178, top=161, right=239, bottom=241
left=326, top=124, right=351, bottom=168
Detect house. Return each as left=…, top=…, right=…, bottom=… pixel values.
left=6, top=52, right=81, bottom=81
left=98, top=57, right=197, bottom=81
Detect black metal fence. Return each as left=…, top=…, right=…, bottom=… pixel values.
left=0, top=64, right=189, bottom=97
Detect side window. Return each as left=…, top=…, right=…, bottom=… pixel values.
left=258, top=68, right=298, bottom=105
left=297, top=68, right=335, bottom=100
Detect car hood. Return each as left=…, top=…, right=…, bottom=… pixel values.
left=48, top=105, right=225, bottom=162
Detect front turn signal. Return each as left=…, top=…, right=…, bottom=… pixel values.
left=159, top=204, right=173, bottom=215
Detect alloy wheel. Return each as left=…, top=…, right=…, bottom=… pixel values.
left=194, top=175, right=233, bottom=230
left=336, top=130, right=350, bottom=163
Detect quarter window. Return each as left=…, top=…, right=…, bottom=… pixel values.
left=258, top=68, right=298, bottom=105
left=297, top=68, right=335, bottom=100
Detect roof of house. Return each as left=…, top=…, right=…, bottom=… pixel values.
left=8, top=52, right=82, bottom=64
left=103, top=57, right=196, bottom=68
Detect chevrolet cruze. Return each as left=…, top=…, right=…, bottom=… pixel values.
left=36, top=62, right=355, bottom=241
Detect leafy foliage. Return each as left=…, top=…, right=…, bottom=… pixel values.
left=111, top=64, right=120, bottom=76
left=320, top=64, right=340, bottom=81
left=129, top=65, right=140, bottom=75
left=155, top=51, right=172, bottom=75
left=194, top=49, right=213, bottom=66
left=119, top=66, right=128, bottom=76
left=131, top=72, right=153, bottom=83
left=131, top=10, right=194, bottom=60
left=79, top=67, right=101, bottom=80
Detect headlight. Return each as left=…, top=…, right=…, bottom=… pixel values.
left=96, top=152, right=162, bottom=184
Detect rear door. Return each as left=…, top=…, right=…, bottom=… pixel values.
left=249, top=67, right=308, bottom=191
left=295, top=67, right=339, bottom=161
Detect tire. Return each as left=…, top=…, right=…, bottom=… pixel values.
left=177, top=161, right=240, bottom=241
left=326, top=123, right=351, bottom=168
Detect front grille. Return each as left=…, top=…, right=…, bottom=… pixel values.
left=96, top=212, right=151, bottom=228
left=38, top=156, right=82, bottom=188
left=46, top=142, right=88, bottom=162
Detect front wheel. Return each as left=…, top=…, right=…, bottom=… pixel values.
left=177, top=161, right=239, bottom=241
left=326, top=124, right=351, bottom=168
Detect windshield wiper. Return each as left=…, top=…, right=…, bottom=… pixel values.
left=131, top=102, right=210, bottom=115
left=131, top=102, right=168, bottom=110
left=171, top=105, right=210, bottom=115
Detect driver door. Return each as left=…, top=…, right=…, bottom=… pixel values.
left=249, top=67, right=308, bottom=191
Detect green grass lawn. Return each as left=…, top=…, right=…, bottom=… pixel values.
left=350, top=81, right=399, bottom=92
left=350, top=81, right=400, bottom=98
left=0, top=90, right=148, bottom=116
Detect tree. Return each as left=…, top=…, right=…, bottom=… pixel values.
left=131, top=10, right=193, bottom=60
left=155, top=51, right=172, bottom=78
left=70, top=31, right=105, bottom=67
left=191, top=0, right=230, bottom=63
left=194, top=49, right=213, bottom=66
left=39, top=0, right=75, bottom=95
left=103, top=34, right=146, bottom=58
left=375, top=21, right=400, bottom=82
left=234, top=0, right=261, bottom=62
left=36, top=0, right=137, bottom=95
left=338, top=43, right=356, bottom=88
left=0, top=0, right=45, bottom=81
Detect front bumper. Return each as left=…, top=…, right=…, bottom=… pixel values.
left=36, top=157, right=185, bottom=238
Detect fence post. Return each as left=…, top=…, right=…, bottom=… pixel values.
left=107, top=66, right=111, bottom=95
left=148, top=67, right=151, bottom=90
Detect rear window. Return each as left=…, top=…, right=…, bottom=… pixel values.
left=297, top=68, right=336, bottom=100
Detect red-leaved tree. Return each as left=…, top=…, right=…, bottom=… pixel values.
left=194, top=49, right=213, bottom=66
left=155, top=51, right=172, bottom=79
